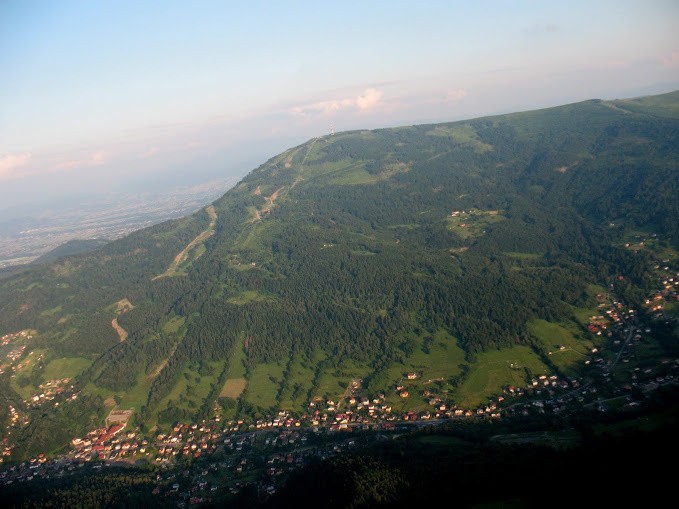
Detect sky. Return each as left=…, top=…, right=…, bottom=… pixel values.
left=1, top=0, right=678, bottom=209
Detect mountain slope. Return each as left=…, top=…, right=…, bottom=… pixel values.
left=0, top=92, right=677, bottom=457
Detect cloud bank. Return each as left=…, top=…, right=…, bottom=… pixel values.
left=0, top=153, right=32, bottom=180
left=50, top=151, right=107, bottom=172
left=292, top=88, right=385, bottom=116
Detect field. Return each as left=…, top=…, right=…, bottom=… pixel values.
left=382, top=330, right=466, bottom=410
left=227, top=290, right=275, bottom=305
left=220, top=378, right=247, bottom=399
left=155, top=359, right=225, bottom=423
left=217, top=339, right=248, bottom=418
left=453, top=345, right=550, bottom=408
left=244, top=360, right=286, bottom=410
left=529, top=319, right=593, bottom=375
left=116, top=370, right=153, bottom=411
left=447, top=209, right=505, bottom=240
left=277, top=354, right=318, bottom=411
left=43, top=357, right=91, bottom=380
left=312, top=357, right=371, bottom=404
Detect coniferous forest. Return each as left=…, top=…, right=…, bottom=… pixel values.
left=0, top=91, right=677, bottom=461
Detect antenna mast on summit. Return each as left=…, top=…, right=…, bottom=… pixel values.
left=330, top=125, right=335, bottom=136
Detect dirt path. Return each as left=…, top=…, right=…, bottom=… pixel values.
left=111, top=317, right=128, bottom=342
left=146, top=342, right=179, bottom=381
left=153, top=205, right=217, bottom=280
left=111, top=298, right=133, bottom=342
left=248, top=188, right=284, bottom=223
left=262, top=187, right=283, bottom=212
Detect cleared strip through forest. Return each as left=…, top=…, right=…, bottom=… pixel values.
left=153, top=205, right=217, bottom=280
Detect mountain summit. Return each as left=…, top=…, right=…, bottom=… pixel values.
left=1, top=91, right=677, bottom=457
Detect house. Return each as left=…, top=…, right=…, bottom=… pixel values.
left=406, top=372, right=417, bottom=380
left=399, top=391, right=409, bottom=398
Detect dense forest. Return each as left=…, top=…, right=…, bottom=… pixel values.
left=0, top=91, right=677, bottom=456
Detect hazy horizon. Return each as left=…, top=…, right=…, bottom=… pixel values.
left=2, top=1, right=678, bottom=210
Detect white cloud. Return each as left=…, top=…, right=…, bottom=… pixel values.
left=292, top=88, right=385, bottom=116
left=446, top=88, right=468, bottom=102
left=0, top=153, right=31, bottom=180
left=355, top=88, right=384, bottom=111
left=51, top=151, right=107, bottom=172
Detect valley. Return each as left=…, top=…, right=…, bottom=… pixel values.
left=0, top=178, right=237, bottom=270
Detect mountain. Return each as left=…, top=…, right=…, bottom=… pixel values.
left=0, top=91, right=677, bottom=459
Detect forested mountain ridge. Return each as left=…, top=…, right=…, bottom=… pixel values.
left=0, top=91, right=677, bottom=458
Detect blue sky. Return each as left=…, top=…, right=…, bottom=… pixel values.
left=1, top=0, right=677, bottom=207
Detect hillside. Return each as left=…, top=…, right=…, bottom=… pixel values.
left=0, top=91, right=677, bottom=458
left=32, top=239, right=110, bottom=265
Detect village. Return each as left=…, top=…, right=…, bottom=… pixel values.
left=0, top=253, right=677, bottom=503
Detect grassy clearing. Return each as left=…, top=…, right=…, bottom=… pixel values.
left=227, top=290, right=275, bottom=305
left=529, top=319, right=592, bottom=375
left=82, top=382, right=114, bottom=402
left=571, top=284, right=608, bottom=325
left=426, top=124, right=493, bottom=153
left=238, top=219, right=279, bottom=252
left=313, top=359, right=371, bottom=402
left=157, top=360, right=225, bottom=419
left=162, top=316, right=185, bottom=335
left=43, top=357, right=91, bottom=380
left=245, top=360, right=286, bottom=410
left=382, top=330, right=466, bottom=408
left=504, top=252, right=543, bottom=260
left=117, top=370, right=153, bottom=411
left=277, top=354, right=318, bottom=411
left=453, top=346, right=550, bottom=408
left=226, top=338, right=247, bottom=379
left=327, top=164, right=377, bottom=185
left=220, top=378, right=247, bottom=399
left=447, top=209, right=505, bottom=240
left=296, top=159, right=375, bottom=187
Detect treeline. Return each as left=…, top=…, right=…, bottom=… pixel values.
left=1, top=468, right=165, bottom=508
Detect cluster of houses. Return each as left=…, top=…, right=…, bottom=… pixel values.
left=6, top=405, right=21, bottom=429
left=69, top=424, right=142, bottom=462
left=0, top=345, right=27, bottom=376
left=144, top=425, right=358, bottom=504
left=645, top=263, right=678, bottom=319
left=1, top=252, right=677, bottom=501
left=0, top=330, right=33, bottom=346
left=0, top=330, right=34, bottom=376
left=29, top=378, right=74, bottom=407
